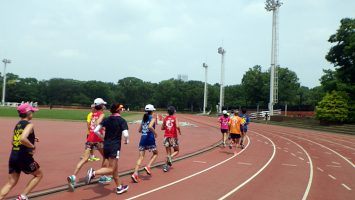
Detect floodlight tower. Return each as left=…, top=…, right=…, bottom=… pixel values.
left=218, top=47, right=226, bottom=113
left=265, top=0, right=282, bottom=116
left=2, top=59, right=11, bottom=106
left=202, top=63, right=208, bottom=114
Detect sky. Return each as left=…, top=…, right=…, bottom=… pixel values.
left=0, top=0, right=354, bottom=88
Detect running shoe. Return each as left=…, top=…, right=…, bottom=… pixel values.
left=116, top=185, right=129, bottom=194
left=163, top=164, right=169, bottom=172
left=131, top=174, right=139, bottom=183
left=99, top=176, right=113, bottom=184
left=144, top=166, right=152, bottom=175
left=229, top=143, right=233, bottom=149
left=241, top=144, right=245, bottom=149
left=67, top=175, right=76, bottom=191
left=85, top=168, right=94, bottom=184
left=16, top=195, right=28, bottom=200
left=167, top=156, right=173, bottom=166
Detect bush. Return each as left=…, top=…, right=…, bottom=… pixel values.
left=316, top=91, right=349, bottom=124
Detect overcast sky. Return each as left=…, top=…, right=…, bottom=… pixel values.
left=0, top=0, right=354, bottom=88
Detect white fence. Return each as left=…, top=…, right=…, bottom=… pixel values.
left=1, top=102, right=38, bottom=108
left=250, top=109, right=282, bottom=120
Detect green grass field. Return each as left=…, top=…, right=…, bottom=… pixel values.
left=0, top=107, right=142, bottom=122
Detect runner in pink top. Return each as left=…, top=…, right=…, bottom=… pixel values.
left=218, top=110, right=230, bottom=147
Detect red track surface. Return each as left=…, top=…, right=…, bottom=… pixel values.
left=1, top=115, right=354, bottom=200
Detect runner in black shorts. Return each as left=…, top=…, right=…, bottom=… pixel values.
left=85, top=103, right=129, bottom=195
left=0, top=103, right=43, bottom=200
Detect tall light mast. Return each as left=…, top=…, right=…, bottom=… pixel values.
left=202, top=63, right=208, bottom=114
left=2, top=59, right=11, bottom=106
left=265, top=0, right=282, bottom=117
left=218, top=47, right=226, bottom=113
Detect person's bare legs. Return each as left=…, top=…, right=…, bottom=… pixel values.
left=171, top=147, right=179, bottom=158
left=73, top=149, right=91, bottom=176
left=133, top=151, right=145, bottom=175
left=22, top=169, right=43, bottom=195
left=147, top=150, right=158, bottom=168
left=0, top=173, right=20, bottom=200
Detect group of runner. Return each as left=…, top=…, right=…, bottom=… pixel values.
left=218, top=108, right=250, bottom=154
left=0, top=99, right=182, bottom=199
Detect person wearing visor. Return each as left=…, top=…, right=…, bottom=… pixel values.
left=218, top=110, right=230, bottom=147
left=0, top=103, right=43, bottom=200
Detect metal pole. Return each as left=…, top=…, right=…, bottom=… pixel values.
left=285, top=104, right=287, bottom=116
left=203, top=63, right=208, bottom=114
left=2, top=59, right=10, bottom=106
left=218, top=47, right=225, bottom=113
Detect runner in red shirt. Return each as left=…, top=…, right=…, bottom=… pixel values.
left=161, top=106, right=181, bottom=172
left=67, top=98, right=108, bottom=191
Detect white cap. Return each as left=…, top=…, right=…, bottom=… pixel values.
left=145, top=104, right=156, bottom=111
left=222, top=110, right=228, bottom=114
left=94, top=98, right=107, bottom=105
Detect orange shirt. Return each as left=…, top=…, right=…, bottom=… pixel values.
left=228, top=116, right=244, bottom=134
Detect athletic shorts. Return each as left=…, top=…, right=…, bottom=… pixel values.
left=139, top=135, right=157, bottom=152
left=9, top=154, right=40, bottom=174
left=230, top=134, right=241, bottom=139
left=163, top=137, right=179, bottom=148
left=221, top=129, right=228, bottom=134
left=104, top=145, right=120, bottom=159
left=85, top=142, right=103, bottom=150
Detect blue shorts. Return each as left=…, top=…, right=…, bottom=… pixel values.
left=139, top=135, right=157, bottom=152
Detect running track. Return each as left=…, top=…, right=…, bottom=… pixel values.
left=0, top=115, right=354, bottom=200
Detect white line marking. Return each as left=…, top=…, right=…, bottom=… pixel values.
left=238, top=162, right=252, bottom=165
left=218, top=132, right=276, bottom=200
left=193, top=161, right=207, bottom=164
left=328, top=174, right=336, bottom=180
left=299, top=157, right=305, bottom=161
left=282, top=163, right=297, bottom=167
left=253, top=131, right=314, bottom=200
left=286, top=142, right=290, bottom=145
left=257, top=139, right=262, bottom=142
left=317, top=167, right=324, bottom=172
left=268, top=131, right=355, bottom=168
left=277, top=147, right=281, bottom=149
left=297, top=151, right=303, bottom=154
left=332, top=161, right=340, bottom=165
left=291, top=153, right=296, bottom=157
left=125, top=136, right=251, bottom=200
left=283, top=150, right=289, bottom=153
left=264, top=141, right=269, bottom=144
left=326, top=165, right=341, bottom=168
left=325, top=152, right=332, bottom=155
left=342, top=183, right=352, bottom=191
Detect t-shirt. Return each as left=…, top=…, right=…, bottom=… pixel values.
left=219, top=115, right=230, bottom=130
left=101, top=115, right=128, bottom=149
left=86, top=112, right=93, bottom=135
left=163, top=115, right=178, bottom=138
left=228, top=116, right=245, bottom=134
left=12, top=120, right=35, bottom=155
left=87, top=111, right=104, bottom=143
left=239, top=114, right=250, bottom=131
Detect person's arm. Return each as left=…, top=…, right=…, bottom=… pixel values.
left=94, top=124, right=105, bottom=140
left=138, top=123, right=142, bottom=133
left=161, top=119, right=166, bottom=130
left=149, top=118, right=157, bottom=138
left=96, top=113, right=105, bottom=126
left=20, top=124, right=36, bottom=149
left=176, top=118, right=181, bottom=135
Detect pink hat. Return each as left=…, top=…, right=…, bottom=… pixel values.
left=17, top=103, right=39, bottom=114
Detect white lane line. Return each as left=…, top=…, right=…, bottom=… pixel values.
left=291, top=153, right=296, bottom=157
left=269, top=131, right=355, bottom=168
left=332, top=161, right=340, bottom=165
left=317, top=167, right=324, bottom=172
left=125, top=136, right=251, bottom=200
left=277, top=147, right=281, bottom=149
left=326, top=165, right=341, bottom=168
left=264, top=141, right=269, bottom=144
left=297, top=151, right=303, bottom=154
left=283, top=150, right=289, bottom=153
left=328, top=174, right=337, bottom=180
left=342, top=183, right=352, bottom=191
left=282, top=163, right=297, bottom=167
left=218, top=131, right=276, bottom=200
left=299, top=157, right=305, bottom=161
left=238, top=162, right=252, bottom=165
left=325, top=152, right=332, bottom=155
left=193, top=161, right=207, bottom=164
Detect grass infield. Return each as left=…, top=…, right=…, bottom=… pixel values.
left=0, top=107, right=142, bottom=122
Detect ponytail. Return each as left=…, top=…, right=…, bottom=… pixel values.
left=142, top=111, right=153, bottom=123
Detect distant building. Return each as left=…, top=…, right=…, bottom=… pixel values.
left=177, top=74, right=188, bottom=82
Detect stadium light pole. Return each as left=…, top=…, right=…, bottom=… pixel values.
left=265, top=0, right=282, bottom=117
left=218, top=47, right=226, bottom=113
left=2, top=59, right=11, bottom=106
left=202, top=63, right=208, bottom=114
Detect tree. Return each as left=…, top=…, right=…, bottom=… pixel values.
left=326, top=18, right=355, bottom=84
left=316, top=91, right=349, bottom=123
left=241, top=65, right=268, bottom=106
left=277, top=67, right=300, bottom=105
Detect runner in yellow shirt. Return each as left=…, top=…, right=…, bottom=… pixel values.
left=87, top=104, right=100, bottom=162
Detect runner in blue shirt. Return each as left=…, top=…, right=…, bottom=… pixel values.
left=239, top=108, right=250, bottom=149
